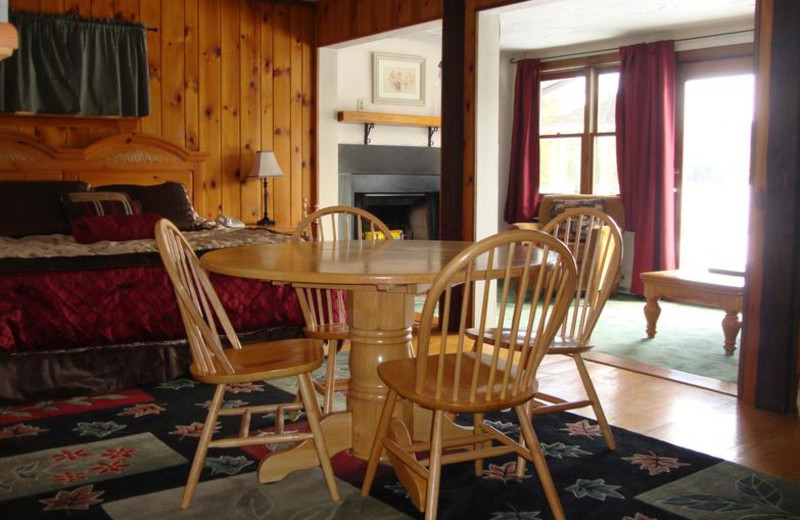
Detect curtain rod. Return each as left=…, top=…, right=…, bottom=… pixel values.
left=509, top=29, right=753, bottom=64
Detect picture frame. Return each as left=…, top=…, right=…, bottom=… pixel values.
left=372, top=52, right=426, bottom=105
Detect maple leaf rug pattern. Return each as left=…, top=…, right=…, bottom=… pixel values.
left=1, top=379, right=798, bottom=520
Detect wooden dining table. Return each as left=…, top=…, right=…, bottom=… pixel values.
left=200, top=239, right=475, bottom=483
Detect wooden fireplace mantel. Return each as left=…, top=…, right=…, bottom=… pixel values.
left=337, top=110, right=441, bottom=146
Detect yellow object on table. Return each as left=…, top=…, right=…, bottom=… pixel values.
left=364, top=229, right=404, bottom=240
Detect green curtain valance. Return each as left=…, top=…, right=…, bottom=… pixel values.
left=0, top=11, right=150, bottom=117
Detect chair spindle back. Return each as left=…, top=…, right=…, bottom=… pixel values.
left=541, top=208, right=622, bottom=346
left=292, top=206, right=394, bottom=329
left=414, top=230, right=577, bottom=403
left=155, top=219, right=241, bottom=377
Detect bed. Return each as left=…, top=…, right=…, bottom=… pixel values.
left=0, top=132, right=304, bottom=404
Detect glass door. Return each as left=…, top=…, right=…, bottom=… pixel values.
left=678, top=74, right=754, bottom=274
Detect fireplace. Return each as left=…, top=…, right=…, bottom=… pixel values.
left=354, top=192, right=439, bottom=240
left=339, top=144, right=440, bottom=240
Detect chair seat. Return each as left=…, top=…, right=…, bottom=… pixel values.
left=377, top=353, right=535, bottom=414
left=466, top=327, right=593, bottom=355
left=191, top=338, right=324, bottom=385
left=304, top=323, right=349, bottom=341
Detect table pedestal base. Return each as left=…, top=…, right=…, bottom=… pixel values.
left=258, top=412, right=352, bottom=483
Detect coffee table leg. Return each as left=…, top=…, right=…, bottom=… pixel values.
left=644, top=297, right=661, bottom=338
left=721, top=309, right=741, bottom=356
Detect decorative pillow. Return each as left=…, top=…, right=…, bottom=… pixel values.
left=95, top=182, right=197, bottom=230
left=71, top=213, right=162, bottom=244
left=62, top=191, right=141, bottom=223
left=549, top=197, right=606, bottom=219
left=0, top=180, right=90, bottom=237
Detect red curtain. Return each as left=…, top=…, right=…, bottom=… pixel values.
left=504, top=59, right=542, bottom=223
left=616, top=41, right=677, bottom=294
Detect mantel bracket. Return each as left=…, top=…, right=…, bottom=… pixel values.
left=364, top=123, right=375, bottom=145
left=428, top=127, right=438, bottom=147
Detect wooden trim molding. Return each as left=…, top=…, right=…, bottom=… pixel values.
left=741, top=0, right=800, bottom=413
left=0, top=114, right=139, bottom=130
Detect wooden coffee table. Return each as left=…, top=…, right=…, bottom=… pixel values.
left=640, top=270, right=744, bottom=356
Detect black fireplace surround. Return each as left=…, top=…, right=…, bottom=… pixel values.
left=338, top=144, right=440, bottom=240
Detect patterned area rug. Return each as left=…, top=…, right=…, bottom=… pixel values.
left=1, top=379, right=797, bottom=520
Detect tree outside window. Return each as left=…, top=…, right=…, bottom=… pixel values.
left=539, top=68, right=620, bottom=195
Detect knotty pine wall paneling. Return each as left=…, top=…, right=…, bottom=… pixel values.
left=198, top=0, right=223, bottom=218
left=301, top=6, right=313, bottom=217
left=221, top=0, right=242, bottom=220
left=315, top=0, right=443, bottom=47
left=240, top=0, right=261, bottom=223
left=161, top=0, right=186, bottom=148
left=140, top=0, right=161, bottom=138
left=3, top=0, right=316, bottom=226
left=260, top=1, right=275, bottom=221
left=184, top=0, right=200, bottom=153
left=290, top=6, right=303, bottom=224
left=272, top=2, right=291, bottom=225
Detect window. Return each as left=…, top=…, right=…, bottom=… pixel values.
left=539, top=68, right=620, bottom=195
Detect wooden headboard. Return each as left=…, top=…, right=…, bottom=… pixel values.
left=0, top=132, right=209, bottom=215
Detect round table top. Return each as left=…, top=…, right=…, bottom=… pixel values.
left=199, top=239, right=475, bottom=288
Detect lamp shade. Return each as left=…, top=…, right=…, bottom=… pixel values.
left=248, top=151, right=284, bottom=179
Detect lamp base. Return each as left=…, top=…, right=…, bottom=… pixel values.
left=256, top=216, right=276, bottom=226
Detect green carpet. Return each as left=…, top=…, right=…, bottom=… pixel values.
left=415, top=291, right=740, bottom=385
left=591, top=295, right=739, bottom=384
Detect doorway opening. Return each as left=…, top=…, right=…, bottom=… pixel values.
left=678, top=74, right=754, bottom=275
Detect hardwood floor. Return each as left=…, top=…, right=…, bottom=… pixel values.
left=536, top=355, right=800, bottom=483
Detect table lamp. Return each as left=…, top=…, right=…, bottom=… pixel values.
left=249, top=151, right=284, bottom=226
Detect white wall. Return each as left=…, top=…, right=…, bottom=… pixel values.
left=336, top=38, right=442, bottom=147
left=475, top=11, right=502, bottom=322
left=476, top=11, right=501, bottom=242
left=317, top=48, right=340, bottom=211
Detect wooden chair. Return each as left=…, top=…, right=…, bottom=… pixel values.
left=292, top=205, right=394, bottom=414
left=361, top=229, right=578, bottom=520
left=469, top=208, right=623, bottom=450
left=154, top=219, right=339, bottom=509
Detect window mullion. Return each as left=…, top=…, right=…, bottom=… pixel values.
left=581, top=68, right=595, bottom=194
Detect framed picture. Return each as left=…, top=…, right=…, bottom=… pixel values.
left=373, top=52, right=426, bottom=105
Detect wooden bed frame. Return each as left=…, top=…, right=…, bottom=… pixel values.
left=0, top=131, right=209, bottom=214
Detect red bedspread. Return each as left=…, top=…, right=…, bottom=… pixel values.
left=0, top=266, right=304, bottom=354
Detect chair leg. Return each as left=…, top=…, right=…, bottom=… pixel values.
left=361, top=389, right=398, bottom=497
left=298, top=373, right=340, bottom=501
left=516, top=404, right=566, bottom=520
left=181, top=383, right=225, bottom=509
left=515, top=400, right=533, bottom=478
left=322, top=339, right=339, bottom=415
left=424, top=409, right=445, bottom=520
left=473, top=412, right=485, bottom=476
left=573, top=354, right=616, bottom=450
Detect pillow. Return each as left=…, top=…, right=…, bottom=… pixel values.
left=549, top=197, right=606, bottom=219
left=62, top=191, right=141, bottom=223
left=71, top=213, right=162, bottom=244
left=95, top=182, right=197, bottom=230
left=0, top=180, right=90, bottom=237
